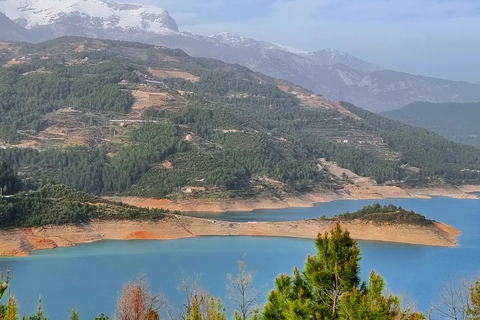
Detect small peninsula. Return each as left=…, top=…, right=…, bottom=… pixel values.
left=0, top=186, right=461, bottom=256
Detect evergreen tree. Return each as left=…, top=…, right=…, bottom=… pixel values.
left=0, top=160, right=21, bottom=196
left=26, top=297, right=48, bottom=320
left=262, top=223, right=424, bottom=320
left=68, top=309, right=79, bottom=320
left=469, top=278, right=480, bottom=320
left=338, top=271, right=425, bottom=320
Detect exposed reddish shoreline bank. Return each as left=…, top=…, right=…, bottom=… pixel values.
left=104, top=185, right=480, bottom=213
left=0, top=215, right=460, bottom=257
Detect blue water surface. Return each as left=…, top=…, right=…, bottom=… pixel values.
left=1, top=197, right=479, bottom=319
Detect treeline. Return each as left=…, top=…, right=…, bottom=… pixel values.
left=0, top=183, right=169, bottom=229
left=335, top=203, right=433, bottom=226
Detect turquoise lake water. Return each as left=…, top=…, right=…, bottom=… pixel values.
left=1, top=197, right=479, bottom=319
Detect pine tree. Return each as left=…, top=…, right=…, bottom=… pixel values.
left=262, top=223, right=424, bottom=320
left=69, top=308, right=79, bottom=320
left=338, top=271, right=425, bottom=320
left=303, top=222, right=360, bottom=318
left=26, top=297, right=48, bottom=320
left=4, top=295, right=18, bottom=320
left=469, top=278, right=480, bottom=320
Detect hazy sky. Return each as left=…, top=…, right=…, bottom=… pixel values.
left=124, top=0, right=480, bottom=82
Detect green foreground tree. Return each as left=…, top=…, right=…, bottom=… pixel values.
left=0, top=268, right=17, bottom=320
left=468, top=278, right=480, bottom=319
left=262, top=223, right=425, bottom=320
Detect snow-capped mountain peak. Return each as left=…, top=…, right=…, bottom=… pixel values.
left=0, top=0, right=178, bottom=33
left=209, top=32, right=281, bottom=50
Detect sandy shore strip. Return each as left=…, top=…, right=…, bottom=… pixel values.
left=0, top=215, right=460, bottom=257
left=104, top=185, right=480, bottom=214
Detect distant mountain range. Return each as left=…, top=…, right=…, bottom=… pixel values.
left=1, top=0, right=480, bottom=112
left=382, top=101, right=480, bottom=148
left=0, top=12, right=31, bottom=41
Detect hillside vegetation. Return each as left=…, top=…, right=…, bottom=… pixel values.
left=382, top=101, right=480, bottom=148
left=0, top=183, right=169, bottom=229
left=334, top=203, right=433, bottom=226
left=0, top=37, right=479, bottom=200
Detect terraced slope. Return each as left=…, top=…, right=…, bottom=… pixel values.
left=0, top=37, right=479, bottom=201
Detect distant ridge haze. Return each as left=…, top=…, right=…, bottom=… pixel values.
left=382, top=101, right=480, bottom=148
left=1, top=0, right=480, bottom=111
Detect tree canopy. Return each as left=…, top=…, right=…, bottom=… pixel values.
left=262, top=223, right=425, bottom=320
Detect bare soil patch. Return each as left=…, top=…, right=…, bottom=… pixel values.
left=161, top=160, right=173, bottom=169
left=75, top=44, right=85, bottom=53
left=12, top=140, right=38, bottom=149
left=298, top=94, right=361, bottom=119
left=132, top=90, right=171, bottom=110
left=149, top=68, right=200, bottom=82
left=277, top=84, right=360, bottom=119
left=0, top=42, right=10, bottom=50
left=6, top=59, right=24, bottom=66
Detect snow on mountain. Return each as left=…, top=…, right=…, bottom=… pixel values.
left=209, top=32, right=281, bottom=50
left=301, top=48, right=383, bottom=73
left=1, top=1, right=478, bottom=112
left=207, top=33, right=381, bottom=73
left=0, top=0, right=178, bottom=33
left=273, top=43, right=308, bottom=54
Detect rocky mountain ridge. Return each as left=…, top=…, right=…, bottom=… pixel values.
left=1, top=0, right=480, bottom=111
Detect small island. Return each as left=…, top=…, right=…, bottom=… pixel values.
left=0, top=184, right=460, bottom=256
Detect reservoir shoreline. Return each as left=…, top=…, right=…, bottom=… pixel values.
left=0, top=214, right=461, bottom=257
left=1, top=184, right=476, bottom=257
left=104, top=184, right=480, bottom=213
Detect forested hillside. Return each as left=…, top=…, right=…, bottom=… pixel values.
left=0, top=183, right=169, bottom=228
left=0, top=37, right=479, bottom=200
left=382, top=101, right=480, bottom=148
